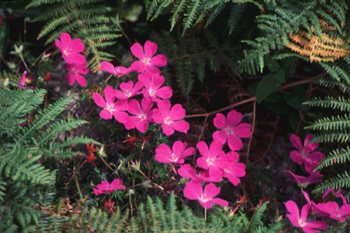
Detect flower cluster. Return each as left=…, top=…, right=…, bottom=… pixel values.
left=287, top=134, right=324, bottom=188
left=154, top=109, right=251, bottom=209
left=93, top=40, right=189, bottom=136
left=55, top=33, right=89, bottom=87
left=285, top=134, right=350, bottom=232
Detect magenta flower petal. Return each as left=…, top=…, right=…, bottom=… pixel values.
left=150, top=54, right=167, bottom=66
left=130, top=42, right=144, bottom=59
left=213, top=113, right=227, bottom=129
left=227, top=110, right=243, bottom=126
left=144, top=40, right=158, bottom=57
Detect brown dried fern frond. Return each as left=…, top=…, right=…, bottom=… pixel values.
left=286, top=31, right=349, bottom=63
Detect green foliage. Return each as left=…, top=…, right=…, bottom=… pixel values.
left=305, top=62, right=350, bottom=193
left=54, top=194, right=282, bottom=232
left=240, top=0, right=349, bottom=74
left=146, top=0, right=261, bottom=33
left=27, top=0, right=122, bottom=72
left=151, top=31, right=238, bottom=96
left=0, top=88, right=96, bottom=232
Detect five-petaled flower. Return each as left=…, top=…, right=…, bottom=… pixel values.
left=287, top=170, right=322, bottom=188
left=285, top=200, right=327, bottom=233
left=55, top=32, right=86, bottom=65
left=220, top=151, right=246, bottom=186
left=196, top=141, right=225, bottom=179
left=213, top=110, right=251, bottom=151
left=92, top=85, right=128, bottom=122
left=183, top=181, right=228, bottom=209
left=126, top=97, right=153, bottom=133
left=289, top=134, right=325, bottom=173
left=138, top=72, right=172, bottom=102
left=66, top=62, right=89, bottom=87
left=114, top=80, right=143, bottom=100
left=99, top=61, right=133, bottom=77
left=93, top=179, right=126, bottom=196
left=152, top=100, right=189, bottom=136
left=155, top=141, right=195, bottom=164
left=130, top=40, right=167, bottom=74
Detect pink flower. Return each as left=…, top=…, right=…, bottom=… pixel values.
left=138, top=72, right=172, bottom=101
left=92, top=85, right=128, bottom=122
left=178, top=164, right=222, bottom=183
left=93, top=178, right=126, bottom=196
left=289, top=134, right=325, bottom=173
left=130, top=40, right=167, bottom=74
left=196, top=141, right=225, bottom=178
left=155, top=141, right=195, bottom=164
left=99, top=61, right=133, bottom=77
left=55, top=32, right=86, bottom=65
left=287, top=170, right=322, bottom=188
left=213, top=110, right=251, bottom=151
left=66, top=62, right=89, bottom=87
left=285, top=200, right=327, bottom=233
left=151, top=100, right=190, bottom=136
left=220, top=151, right=246, bottom=186
left=114, top=80, right=143, bottom=99
left=183, top=181, right=228, bottom=209
left=18, top=71, right=27, bottom=89
left=303, top=190, right=350, bottom=222
left=126, top=97, right=153, bottom=133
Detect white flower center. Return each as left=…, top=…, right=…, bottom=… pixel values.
left=225, top=126, right=233, bottom=135
left=206, top=157, right=215, bottom=166
left=298, top=219, right=306, bottom=227
left=199, top=194, right=210, bottom=203
left=106, top=104, right=115, bottom=113
left=142, top=57, right=151, bottom=65
left=164, top=117, right=173, bottom=125
left=137, top=112, right=147, bottom=120
left=148, top=88, right=155, bottom=96
left=170, top=153, right=178, bottom=163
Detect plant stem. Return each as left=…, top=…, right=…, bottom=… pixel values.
left=73, top=170, right=83, bottom=199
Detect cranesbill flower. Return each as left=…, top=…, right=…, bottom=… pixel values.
left=93, top=178, right=126, bottom=196
left=114, top=80, right=143, bottom=100
left=66, top=62, right=89, bottom=87
left=183, top=181, right=228, bottom=209
left=92, top=85, right=128, bottom=122
left=287, top=170, right=322, bottom=188
left=220, top=151, right=246, bottom=186
left=130, top=40, right=167, bottom=74
left=151, top=100, right=189, bottom=136
left=289, top=134, right=325, bottom=173
left=99, top=61, right=133, bottom=77
left=55, top=32, right=86, bottom=65
left=196, top=141, right=225, bottom=178
left=177, top=164, right=222, bottom=183
left=213, top=110, right=251, bottom=151
left=138, top=72, right=172, bottom=102
left=126, top=97, right=153, bottom=133
left=285, top=200, right=327, bottom=233
left=155, top=141, right=195, bottom=164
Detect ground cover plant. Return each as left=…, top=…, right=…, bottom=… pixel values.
left=1, top=0, right=350, bottom=232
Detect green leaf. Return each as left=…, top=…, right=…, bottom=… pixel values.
left=255, top=70, right=285, bottom=103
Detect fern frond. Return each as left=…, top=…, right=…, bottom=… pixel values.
left=314, top=171, right=350, bottom=194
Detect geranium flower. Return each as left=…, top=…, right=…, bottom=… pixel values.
left=183, top=181, right=228, bottom=209
left=138, top=72, right=172, bottom=102
left=66, top=62, right=89, bottom=87
left=99, top=61, right=133, bottom=77
left=125, top=97, right=153, bottom=133
left=92, top=85, right=128, bottom=122
left=287, top=170, right=322, bottom=188
left=114, top=80, right=143, bottom=100
left=212, top=110, right=251, bottom=151
left=155, top=141, right=194, bottom=164
left=285, top=200, right=327, bottom=233
left=151, top=100, right=190, bottom=136
left=55, top=32, right=86, bottom=64
left=196, top=141, right=225, bottom=178
left=93, top=179, right=126, bottom=196
left=303, top=190, right=350, bottom=222
left=178, top=164, right=222, bottom=183
left=220, top=151, right=246, bottom=186
left=289, top=134, right=325, bottom=173
left=130, top=40, right=167, bottom=74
